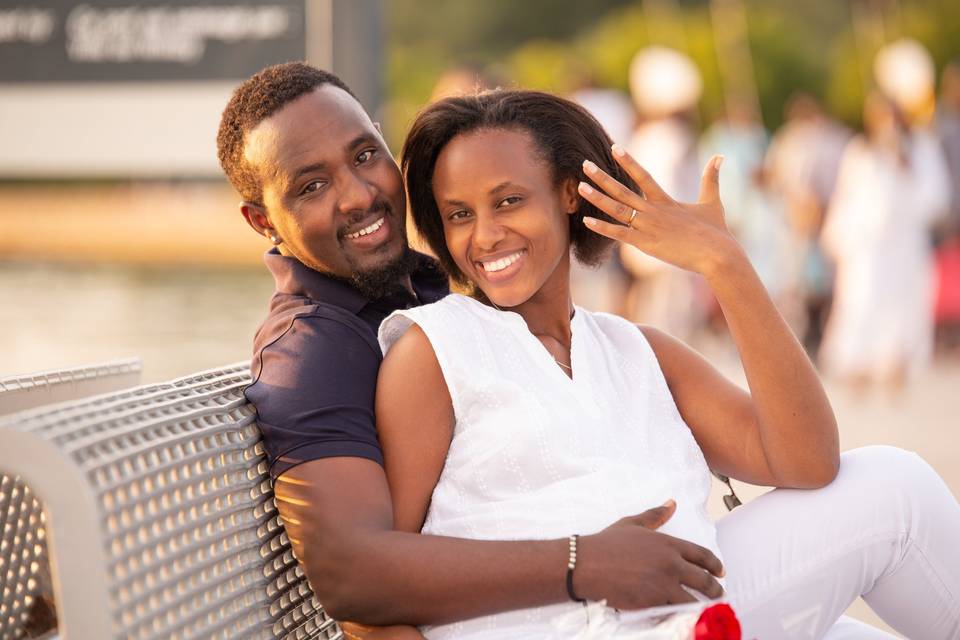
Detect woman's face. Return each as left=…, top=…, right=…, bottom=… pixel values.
left=431, top=127, right=577, bottom=308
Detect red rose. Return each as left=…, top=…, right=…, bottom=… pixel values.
left=694, top=603, right=742, bottom=640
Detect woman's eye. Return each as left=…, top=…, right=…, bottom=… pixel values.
left=356, top=149, right=376, bottom=164
left=498, top=195, right=522, bottom=207
left=449, top=210, right=471, bottom=221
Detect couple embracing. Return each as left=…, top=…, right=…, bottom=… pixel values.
left=216, top=62, right=960, bottom=639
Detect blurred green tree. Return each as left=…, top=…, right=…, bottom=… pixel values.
left=384, top=0, right=960, bottom=148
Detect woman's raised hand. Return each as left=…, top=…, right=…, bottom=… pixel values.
left=578, top=145, right=743, bottom=277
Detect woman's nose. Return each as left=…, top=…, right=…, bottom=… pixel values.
left=472, top=212, right=506, bottom=251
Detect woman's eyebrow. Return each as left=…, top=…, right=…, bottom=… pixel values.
left=440, top=182, right=521, bottom=207
left=488, top=181, right=517, bottom=195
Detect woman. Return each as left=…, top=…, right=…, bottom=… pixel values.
left=820, top=91, right=951, bottom=389
left=374, top=90, right=960, bottom=639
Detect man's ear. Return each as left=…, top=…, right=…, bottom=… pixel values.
left=240, top=201, right=276, bottom=240
left=560, top=178, right=581, bottom=215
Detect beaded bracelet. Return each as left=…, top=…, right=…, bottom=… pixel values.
left=566, top=534, right=586, bottom=603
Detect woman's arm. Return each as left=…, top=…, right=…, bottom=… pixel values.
left=580, top=147, right=839, bottom=489
left=376, top=323, right=455, bottom=532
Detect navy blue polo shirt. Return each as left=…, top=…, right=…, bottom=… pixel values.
left=246, top=248, right=449, bottom=480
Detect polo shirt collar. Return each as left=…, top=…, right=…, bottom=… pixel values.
left=263, top=247, right=444, bottom=313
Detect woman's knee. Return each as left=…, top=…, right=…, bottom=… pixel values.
left=836, top=446, right=948, bottom=513
left=839, top=445, right=930, bottom=484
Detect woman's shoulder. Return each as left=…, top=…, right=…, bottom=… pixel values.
left=578, top=309, right=665, bottom=370
left=581, top=308, right=651, bottom=343
left=378, top=293, right=486, bottom=357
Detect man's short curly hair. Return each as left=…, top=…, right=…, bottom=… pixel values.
left=216, top=61, right=356, bottom=204
left=401, top=89, right=636, bottom=285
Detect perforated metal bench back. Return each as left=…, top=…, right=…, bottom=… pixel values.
left=0, top=363, right=340, bottom=640
left=1, top=359, right=142, bottom=639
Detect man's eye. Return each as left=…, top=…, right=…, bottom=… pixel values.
left=356, top=149, right=376, bottom=164
left=303, top=180, right=326, bottom=194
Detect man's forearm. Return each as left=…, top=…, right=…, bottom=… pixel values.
left=306, top=527, right=569, bottom=625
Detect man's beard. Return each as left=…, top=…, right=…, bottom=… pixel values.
left=332, top=201, right=417, bottom=299
left=344, top=245, right=418, bottom=300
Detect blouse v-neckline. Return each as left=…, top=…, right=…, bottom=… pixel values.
left=461, top=294, right=581, bottom=381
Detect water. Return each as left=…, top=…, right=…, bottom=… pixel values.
left=0, top=261, right=275, bottom=382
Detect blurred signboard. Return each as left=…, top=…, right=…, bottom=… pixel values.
left=0, top=1, right=306, bottom=82
left=0, top=0, right=381, bottom=178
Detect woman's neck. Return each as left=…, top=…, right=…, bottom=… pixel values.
left=502, top=255, right=575, bottom=346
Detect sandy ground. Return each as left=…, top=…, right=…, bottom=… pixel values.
left=706, top=358, right=960, bottom=637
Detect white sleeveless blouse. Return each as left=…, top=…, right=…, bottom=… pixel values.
left=378, top=294, right=720, bottom=639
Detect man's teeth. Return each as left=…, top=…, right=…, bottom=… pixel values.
left=481, top=251, right=524, bottom=273
left=345, top=217, right=385, bottom=239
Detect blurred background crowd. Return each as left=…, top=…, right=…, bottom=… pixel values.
left=558, top=35, right=960, bottom=395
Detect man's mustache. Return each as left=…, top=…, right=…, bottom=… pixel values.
left=336, top=201, right=391, bottom=240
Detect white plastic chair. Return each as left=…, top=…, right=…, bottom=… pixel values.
left=0, top=363, right=340, bottom=640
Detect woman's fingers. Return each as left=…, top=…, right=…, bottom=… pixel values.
left=610, top=144, right=671, bottom=202
left=582, top=216, right=637, bottom=243
left=698, top=155, right=724, bottom=205
left=582, top=159, right=647, bottom=214
left=578, top=181, right=643, bottom=226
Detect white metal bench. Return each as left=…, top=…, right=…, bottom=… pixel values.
left=0, top=362, right=341, bottom=640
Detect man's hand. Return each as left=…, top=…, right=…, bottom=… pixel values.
left=575, top=500, right=725, bottom=608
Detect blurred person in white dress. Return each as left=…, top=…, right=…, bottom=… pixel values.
left=821, top=40, right=951, bottom=388
left=820, top=90, right=950, bottom=388
left=621, top=47, right=707, bottom=340
left=765, top=93, right=851, bottom=355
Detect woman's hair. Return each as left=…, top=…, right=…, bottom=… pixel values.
left=401, top=89, right=637, bottom=285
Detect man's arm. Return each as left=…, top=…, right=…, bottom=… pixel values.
left=277, top=458, right=724, bottom=625
left=276, top=457, right=572, bottom=625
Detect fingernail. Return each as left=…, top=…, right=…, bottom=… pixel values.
left=714, top=155, right=725, bottom=170
left=583, top=216, right=598, bottom=226
left=662, top=499, right=675, bottom=507
left=582, top=159, right=597, bottom=174
left=611, top=143, right=626, bottom=157
left=578, top=181, right=594, bottom=195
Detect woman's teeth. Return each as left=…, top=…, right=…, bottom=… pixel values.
left=345, top=217, right=385, bottom=239
left=480, top=250, right=525, bottom=272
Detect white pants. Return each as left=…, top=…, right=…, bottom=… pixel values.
left=718, top=446, right=960, bottom=639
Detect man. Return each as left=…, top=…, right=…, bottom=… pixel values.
left=215, top=62, right=724, bottom=630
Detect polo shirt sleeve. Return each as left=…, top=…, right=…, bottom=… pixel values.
left=245, top=311, right=384, bottom=479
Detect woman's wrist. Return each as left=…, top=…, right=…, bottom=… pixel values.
left=700, top=235, right=751, bottom=283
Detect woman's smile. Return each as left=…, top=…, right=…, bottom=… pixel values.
left=475, top=248, right=528, bottom=282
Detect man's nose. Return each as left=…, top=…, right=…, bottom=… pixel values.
left=336, top=169, right=377, bottom=215
left=472, top=211, right=506, bottom=252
